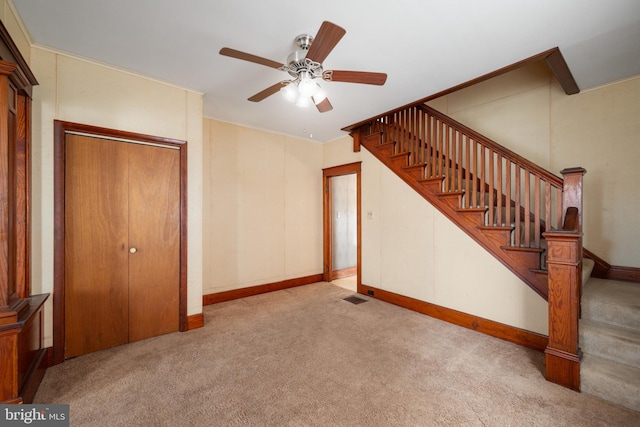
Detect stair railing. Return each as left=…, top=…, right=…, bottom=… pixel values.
left=358, top=103, right=587, bottom=391
left=366, top=104, right=565, bottom=252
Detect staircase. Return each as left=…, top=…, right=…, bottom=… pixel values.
left=357, top=104, right=570, bottom=300
left=348, top=102, right=640, bottom=411
left=580, top=276, right=640, bottom=412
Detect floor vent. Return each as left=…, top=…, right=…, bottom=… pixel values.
left=343, top=295, right=367, bottom=305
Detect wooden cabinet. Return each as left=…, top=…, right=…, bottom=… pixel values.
left=0, top=20, right=47, bottom=404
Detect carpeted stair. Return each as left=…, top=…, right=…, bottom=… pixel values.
left=580, top=273, right=640, bottom=412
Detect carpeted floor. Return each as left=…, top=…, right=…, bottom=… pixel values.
left=35, top=282, right=639, bottom=426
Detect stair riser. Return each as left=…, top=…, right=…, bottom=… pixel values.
left=581, top=355, right=640, bottom=413
left=582, top=301, right=640, bottom=330
left=580, top=326, right=640, bottom=368
left=581, top=374, right=640, bottom=413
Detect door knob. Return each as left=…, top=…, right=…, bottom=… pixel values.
left=129, top=247, right=137, bottom=254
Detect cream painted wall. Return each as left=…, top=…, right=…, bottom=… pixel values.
left=22, top=38, right=205, bottom=346
left=202, top=119, right=323, bottom=294
left=428, top=62, right=640, bottom=267
left=322, top=135, right=362, bottom=169
left=360, top=149, right=548, bottom=334
left=550, top=77, right=640, bottom=267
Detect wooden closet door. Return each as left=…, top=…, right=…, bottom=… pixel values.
left=65, top=135, right=130, bottom=358
left=127, top=143, right=180, bottom=342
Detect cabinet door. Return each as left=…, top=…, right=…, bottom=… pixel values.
left=64, top=135, right=130, bottom=358
left=128, top=143, right=180, bottom=342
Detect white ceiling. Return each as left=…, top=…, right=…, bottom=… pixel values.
left=10, top=0, right=640, bottom=142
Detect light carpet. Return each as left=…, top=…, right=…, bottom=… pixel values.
left=34, top=282, right=639, bottom=426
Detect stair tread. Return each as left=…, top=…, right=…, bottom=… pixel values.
left=583, top=278, right=640, bottom=305
left=582, top=278, right=640, bottom=330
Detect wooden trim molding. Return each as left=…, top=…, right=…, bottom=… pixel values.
left=52, top=120, right=189, bottom=365
left=331, top=267, right=356, bottom=280
left=18, top=346, right=49, bottom=404
left=358, top=283, right=548, bottom=352
left=605, top=266, right=640, bottom=283
left=583, top=248, right=640, bottom=284
left=203, top=274, right=324, bottom=305
left=186, top=313, right=204, bottom=331
left=0, top=19, right=38, bottom=97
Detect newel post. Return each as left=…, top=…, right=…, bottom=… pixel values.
left=543, top=167, right=586, bottom=391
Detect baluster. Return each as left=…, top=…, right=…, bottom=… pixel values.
left=480, top=146, right=486, bottom=214
left=505, top=159, right=512, bottom=227
left=437, top=119, right=443, bottom=178
left=496, top=154, right=503, bottom=225
left=408, top=108, right=416, bottom=166
left=391, top=112, right=396, bottom=152
left=442, top=124, right=451, bottom=191
left=418, top=109, right=424, bottom=166
left=453, top=130, right=460, bottom=193
left=464, top=135, right=471, bottom=208
left=515, top=165, right=521, bottom=246
left=545, top=182, right=551, bottom=231
left=471, top=139, right=478, bottom=208
left=425, top=113, right=432, bottom=178
left=524, top=172, right=531, bottom=247
left=415, top=107, right=420, bottom=166
left=534, top=176, right=541, bottom=247
left=399, top=110, right=405, bottom=153
left=488, top=149, right=495, bottom=225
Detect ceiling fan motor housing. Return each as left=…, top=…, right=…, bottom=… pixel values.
left=284, top=34, right=323, bottom=80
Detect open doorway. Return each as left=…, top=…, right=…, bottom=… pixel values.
left=323, top=162, right=361, bottom=292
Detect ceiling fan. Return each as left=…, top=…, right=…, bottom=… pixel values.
left=219, top=21, right=387, bottom=113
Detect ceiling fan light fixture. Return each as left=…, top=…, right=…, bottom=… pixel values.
left=295, top=94, right=313, bottom=108
left=297, top=74, right=318, bottom=97
left=280, top=82, right=298, bottom=102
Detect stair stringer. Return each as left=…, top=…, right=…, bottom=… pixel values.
left=361, top=133, right=548, bottom=300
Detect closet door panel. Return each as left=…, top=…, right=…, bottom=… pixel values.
left=64, top=135, right=130, bottom=358
left=127, top=144, right=180, bottom=342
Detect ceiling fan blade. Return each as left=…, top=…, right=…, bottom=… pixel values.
left=219, top=47, right=284, bottom=69
left=323, top=70, right=387, bottom=85
left=314, top=97, right=333, bottom=113
left=305, top=21, right=346, bottom=64
left=248, top=82, right=285, bottom=102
